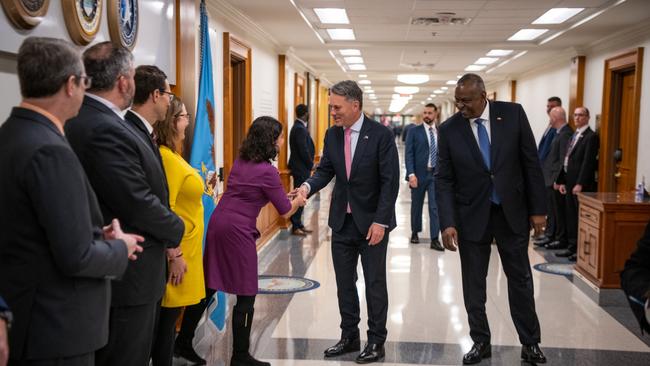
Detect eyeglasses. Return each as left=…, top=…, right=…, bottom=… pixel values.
left=574, top=113, right=588, bottom=117
left=158, top=89, right=175, bottom=101
left=176, top=113, right=191, bottom=120
left=76, top=75, right=92, bottom=89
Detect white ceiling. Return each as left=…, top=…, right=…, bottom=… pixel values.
left=219, top=0, right=650, bottom=114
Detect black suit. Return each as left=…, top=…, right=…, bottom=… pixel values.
left=288, top=119, right=315, bottom=229
left=0, top=108, right=128, bottom=363
left=305, top=115, right=399, bottom=344
left=436, top=101, right=546, bottom=345
left=557, top=126, right=599, bottom=253
left=543, top=124, right=574, bottom=246
left=65, top=96, right=184, bottom=366
left=621, top=220, right=650, bottom=333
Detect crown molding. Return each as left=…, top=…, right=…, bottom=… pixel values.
left=584, top=20, right=650, bottom=55
left=206, top=0, right=280, bottom=51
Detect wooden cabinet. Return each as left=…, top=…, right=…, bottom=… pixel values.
left=576, top=192, right=650, bottom=288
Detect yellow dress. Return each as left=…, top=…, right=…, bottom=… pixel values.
left=160, top=145, right=206, bottom=307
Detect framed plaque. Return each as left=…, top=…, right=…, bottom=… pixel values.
left=62, top=0, right=103, bottom=45
left=107, top=0, right=138, bottom=50
left=1, top=0, right=50, bottom=29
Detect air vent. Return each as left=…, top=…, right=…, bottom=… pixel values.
left=400, top=61, right=436, bottom=70
left=412, top=12, right=471, bottom=26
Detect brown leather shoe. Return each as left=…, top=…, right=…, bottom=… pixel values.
left=291, top=228, right=307, bottom=236
left=300, top=227, right=313, bottom=233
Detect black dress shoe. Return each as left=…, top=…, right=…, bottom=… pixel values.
left=463, top=342, right=491, bottom=365
left=545, top=241, right=567, bottom=250
left=410, top=233, right=419, bottom=244
left=355, top=343, right=385, bottom=364
left=324, top=338, right=360, bottom=357
left=430, top=238, right=444, bottom=251
left=291, top=228, right=308, bottom=236
left=555, top=250, right=573, bottom=257
left=534, top=237, right=551, bottom=245
left=521, top=344, right=547, bottom=364
left=568, top=254, right=577, bottom=262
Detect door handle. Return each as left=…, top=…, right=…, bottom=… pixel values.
left=614, top=171, right=622, bottom=178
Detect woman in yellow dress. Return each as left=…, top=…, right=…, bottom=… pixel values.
left=151, top=98, right=206, bottom=366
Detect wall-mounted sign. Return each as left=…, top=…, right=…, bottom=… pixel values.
left=62, top=0, right=103, bottom=45
left=107, top=0, right=138, bottom=50
left=0, top=0, right=50, bottom=29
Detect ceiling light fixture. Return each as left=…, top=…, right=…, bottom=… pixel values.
left=474, top=57, right=499, bottom=65
left=314, top=8, right=350, bottom=24
left=532, top=8, right=584, bottom=24
left=446, top=80, right=457, bottom=85
left=394, top=86, right=420, bottom=94
left=358, top=79, right=371, bottom=85
left=358, top=74, right=368, bottom=78
left=433, top=90, right=444, bottom=94
left=441, top=87, right=448, bottom=90
left=348, top=64, right=366, bottom=71
left=508, top=29, right=548, bottom=41
left=486, top=49, right=513, bottom=57
left=344, top=56, right=364, bottom=64
left=464, top=65, right=486, bottom=71
left=397, top=74, right=430, bottom=85
left=339, top=49, right=361, bottom=56
left=327, top=28, right=355, bottom=41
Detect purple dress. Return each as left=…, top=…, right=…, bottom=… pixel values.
left=204, top=159, right=292, bottom=295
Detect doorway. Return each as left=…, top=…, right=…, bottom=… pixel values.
left=599, top=48, right=644, bottom=193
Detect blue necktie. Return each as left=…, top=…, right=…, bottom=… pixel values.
left=428, top=127, right=437, bottom=168
left=475, top=118, right=500, bottom=204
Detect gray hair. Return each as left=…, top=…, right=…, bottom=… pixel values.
left=83, top=41, right=134, bottom=92
left=457, top=73, right=486, bottom=92
left=330, top=80, right=363, bottom=109
left=17, top=37, right=83, bottom=98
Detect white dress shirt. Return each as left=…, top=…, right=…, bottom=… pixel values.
left=86, top=93, right=125, bottom=120
left=468, top=100, right=491, bottom=144
left=128, top=109, right=155, bottom=135
left=348, top=112, right=365, bottom=160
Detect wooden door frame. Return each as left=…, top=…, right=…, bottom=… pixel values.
left=598, top=47, right=643, bottom=192
left=294, top=73, right=306, bottom=107
left=223, top=32, right=252, bottom=186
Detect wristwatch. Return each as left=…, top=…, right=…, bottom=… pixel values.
left=0, top=308, right=12, bottom=329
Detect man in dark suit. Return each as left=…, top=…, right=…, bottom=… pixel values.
left=543, top=107, right=574, bottom=251
left=65, top=43, right=184, bottom=366
left=621, top=220, right=650, bottom=334
left=288, top=104, right=315, bottom=236
left=436, top=74, right=547, bottom=364
left=555, top=107, right=599, bottom=261
left=0, top=37, right=142, bottom=366
left=405, top=103, right=443, bottom=250
left=534, top=96, right=562, bottom=246
left=298, top=80, right=399, bottom=363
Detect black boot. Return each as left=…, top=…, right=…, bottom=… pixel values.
left=230, top=308, right=270, bottom=366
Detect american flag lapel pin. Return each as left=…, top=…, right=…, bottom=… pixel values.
left=364, top=135, right=369, bottom=139
left=496, top=117, right=503, bottom=121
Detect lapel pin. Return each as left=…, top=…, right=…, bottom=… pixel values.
left=363, top=135, right=369, bottom=139
left=496, top=117, right=502, bottom=121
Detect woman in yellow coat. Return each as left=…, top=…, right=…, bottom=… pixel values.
left=151, top=98, right=206, bottom=366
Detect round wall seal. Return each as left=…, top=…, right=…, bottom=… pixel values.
left=62, top=0, right=103, bottom=45
left=107, top=0, right=138, bottom=50
left=0, top=0, right=50, bottom=29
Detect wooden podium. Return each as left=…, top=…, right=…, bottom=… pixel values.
left=575, top=192, right=650, bottom=291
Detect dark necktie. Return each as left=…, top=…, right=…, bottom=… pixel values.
left=475, top=118, right=500, bottom=204
left=428, top=126, right=437, bottom=168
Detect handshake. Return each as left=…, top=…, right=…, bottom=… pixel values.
left=287, top=185, right=310, bottom=207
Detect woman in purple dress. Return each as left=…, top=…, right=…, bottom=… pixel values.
left=204, top=116, right=306, bottom=366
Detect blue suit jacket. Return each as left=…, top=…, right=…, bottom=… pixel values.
left=405, top=124, right=436, bottom=182
left=537, top=127, right=556, bottom=163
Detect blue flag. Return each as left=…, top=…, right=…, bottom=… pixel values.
left=190, top=0, right=217, bottom=229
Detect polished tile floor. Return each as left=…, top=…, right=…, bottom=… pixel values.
left=193, top=145, right=650, bottom=366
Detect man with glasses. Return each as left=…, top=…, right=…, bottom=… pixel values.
left=0, top=37, right=143, bottom=365
left=555, top=107, right=599, bottom=262
left=65, top=45, right=184, bottom=366
left=436, top=73, right=547, bottom=364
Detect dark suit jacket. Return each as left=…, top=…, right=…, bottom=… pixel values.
left=537, top=126, right=556, bottom=163
left=0, top=108, right=128, bottom=360
left=405, top=123, right=436, bottom=182
left=621, top=220, right=650, bottom=332
left=436, top=101, right=547, bottom=241
left=288, top=120, right=315, bottom=178
left=543, top=124, right=573, bottom=187
left=557, top=127, right=599, bottom=191
left=65, top=96, right=184, bottom=307
left=305, top=116, right=400, bottom=234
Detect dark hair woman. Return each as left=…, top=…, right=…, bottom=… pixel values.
left=203, top=116, right=306, bottom=366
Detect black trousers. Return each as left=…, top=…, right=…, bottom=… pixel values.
left=151, top=306, right=182, bottom=366
left=565, top=183, right=580, bottom=254
left=290, top=174, right=308, bottom=228
left=331, top=214, right=388, bottom=344
left=95, top=302, right=159, bottom=366
left=458, top=204, right=541, bottom=345
left=9, top=353, right=93, bottom=366
left=553, top=187, right=568, bottom=246
left=544, top=186, right=556, bottom=238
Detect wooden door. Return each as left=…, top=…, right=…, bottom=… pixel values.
left=231, top=58, right=246, bottom=163
left=613, top=70, right=636, bottom=192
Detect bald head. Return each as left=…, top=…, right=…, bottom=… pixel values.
left=549, top=106, right=566, bottom=129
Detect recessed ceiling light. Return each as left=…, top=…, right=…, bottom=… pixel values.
left=446, top=80, right=457, bottom=85
left=486, top=49, right=514, bottom=57
left=474, top=57, right=499, bottom=65
left=327, top=29, right=355, bottom=41
left=363, top=85, right=372, bottom=89
left=394, top=86, right=420, bottom=94
left=358, top=79, right=371, bottom=85
left=464, top=65, right=486, bottom=71
left=532, top=8, right=584, bottom=24
left=508, top=29, right=549, bottom=41
left=369, top=94, right=376, bottom=97
left=344, top=56, right=364, bottom=64
left=397, top=74, right=430, bottom=85
left=358, top=74, right=367, bottom=78
left=457, top=75, right=463, bottom=78
left=427, top=97, right=432, bottom=101
left=339, top=49, right=360, bottom=56
left=441, top=87, right=448, bottom=90
left=314, top=8, right=350, bottom=24
left=433, top=90, right=444, bottom=94
left=348, top=64, right=366, bottom=71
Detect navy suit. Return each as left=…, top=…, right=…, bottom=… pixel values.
left=538, top=126, right=557, bottom=238
left=288, top=119, right=315, bottom=229
left=405, top=123, right=440, bottom=240
left=305, top=115, right=399, bottom=344
left=537, top=126, right=556, bottom=163
left=436, top=101, right=546, bottom=345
